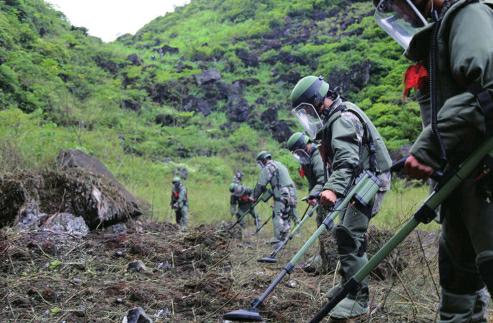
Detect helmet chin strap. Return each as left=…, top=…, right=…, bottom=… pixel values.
left=320, top=95, right=343, bottom=123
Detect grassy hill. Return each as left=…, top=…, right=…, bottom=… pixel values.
left=0, top=0, right=423, bottom=221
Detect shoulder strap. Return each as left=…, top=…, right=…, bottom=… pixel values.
left=343, top=106, right=378, bottom=172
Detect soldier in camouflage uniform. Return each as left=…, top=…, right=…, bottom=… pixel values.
left=374, top=0, right=493, bottom=321
left=170, top=176, right=188, bottom=230
left=253, top=151, right=298, bottom=246
left=229, top=181, right=260, bottom=229
left=290, top=76, right=392, bottom=319
left=287, top=132, right=331, bottom=274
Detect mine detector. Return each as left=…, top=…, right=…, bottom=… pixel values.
left=307, top=136, right=493, bottom=322
left=229, top=190, right=272, bottom=231
left=224, top=136, right=493, bottom=321
left=223, top=170, right=382, bottom=322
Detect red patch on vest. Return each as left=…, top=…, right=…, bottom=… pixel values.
left=298, top=167, right=305, bottom=178
left=403, top=63, right=429, bottom=98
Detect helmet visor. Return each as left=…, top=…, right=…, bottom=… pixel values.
left=374, top=0, right=429, bottom=49
left=291, top=103, right=324, bottom=140
left=292, top=149, right=311, bottom=165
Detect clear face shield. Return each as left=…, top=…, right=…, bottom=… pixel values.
left=374, top=0, right=429, bottom=49
left=292, top=149, right=311, bottom=165
left=257, top=161, right=265, bottom=169
left=291, top=103, right=324, bottom=140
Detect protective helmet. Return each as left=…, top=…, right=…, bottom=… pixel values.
left=234, top=170, right=243, bottom=180
left=256, top=151, right=272, bottom=162
left=287, top=132, right=309, bottom=152
left=290, top=76, right=330, bottom=108
left=172, top=176, right=181, bottom=183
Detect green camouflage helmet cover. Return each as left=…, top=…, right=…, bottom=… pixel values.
left=256, top=150, right=272, bottom=161
left=287, top=132, right=309, bottom=152
left=172, top=176, right=181, bottom=183
left=290, top=75, right=330, bottom=108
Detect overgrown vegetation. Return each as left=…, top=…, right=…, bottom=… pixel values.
left=0, top=0, right=424, bottom=220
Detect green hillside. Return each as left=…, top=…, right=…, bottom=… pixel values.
left=0, top=0, right=421, bottom=220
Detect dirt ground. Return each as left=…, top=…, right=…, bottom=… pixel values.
left=0, top=218, right=490, bottom=322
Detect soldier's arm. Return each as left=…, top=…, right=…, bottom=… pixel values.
left=323, top=117, right=361, bottom=196
left=253, top=168, right=271, bottom=200
left=410, top=4, right=493, bottom=168
left=309, top=152, right=326, bottom=197
left=230, top=194, right=238, bottom=215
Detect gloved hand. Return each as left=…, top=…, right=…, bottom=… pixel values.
left=320, top=190, right=337, bottom=206
left=404, top=155, right=433, bottom=180
left=307, top=198, right=318, bottom=206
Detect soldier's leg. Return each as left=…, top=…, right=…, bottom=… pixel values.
left=330, top=203, right=370, bottom=318
left=250, top=207, right=260, bottom=230
left=181, top=206, right=189, bottom=229
left=279, top=202, right=291, bottom=241
left=272, top=201, right=283, bottom=242
left=439, top=177, right=491, bottom=322
left=175, top=210, right=181, bottom=227
left=237, top=204, right=249, bottom=228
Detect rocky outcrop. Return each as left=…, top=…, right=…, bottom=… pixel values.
left=127, top=54, right=142, bottom=66
left=226, top=95, right=251, bottom=122
left=0, top=149, right=143, bottom=230
left=194, top=69, right=221, bottom=86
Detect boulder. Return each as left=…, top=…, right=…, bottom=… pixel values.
left=127, top=54, right=142, bottom=66
left=158, top=45, right=179, bottom=55
left=226, top=95, right=251, bottom=122
left=122, top=307, right=153, bottom=323
left=155, top=114, right=176, bottom=126
left=41, top=213, right=89, bottom=237
left=121, top=99, right=141, bottom=112
left=327, top=61, right=371, bottom=93
left=260, top=108, right=278, bottom=124
left=183, top=96, right=213, bottom=116
left=194, top=69, right=221, bottom=86
left=235, top=48, right=259, bottom=67
left=270, top=121, right=292, bottom=143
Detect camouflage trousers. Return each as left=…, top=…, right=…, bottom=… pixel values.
left=175, top=206, right=188, bottom=229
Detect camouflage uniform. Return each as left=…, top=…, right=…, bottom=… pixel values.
left=299, top=146, right=332, bottom=273
left=254, top=160, right=297, bottom=242
left=317, top=101, right=392, bottom=317
left=404, top=1, right=493, bottom=320
left=230, top=183, right=259, bottom=228
left=171, top=182, right=188, bottom=229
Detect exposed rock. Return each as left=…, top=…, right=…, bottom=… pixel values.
left=270, top=121, right=292, bottom=143
left=260, top=107, right=278, bottom=124
left=327, top=61, right=371, bottom=93
left=93, top=55, right=119, bottom=75
left=183, top=97, right=212, bottom=116
left=155, top=114, right=175, bottom=126
left=127, top=54, right=142, bottom=66
left=235, top=48, right=259, bottom=67
left=121, top=99, right=141, bottom=112
left=127, top=260, right=147, bottom=273
left=122, top=307, right=153, bottom=323
left=41, top=213, right=89, bottom=237
left=158, top=45, right=179, bottom=55
left=226, top=95, right=251, bottom=122
left=277, top=70, right=301, bottom=84
left=107, top=223, right=127, bottom=235
left=194, top=69, right=221, bottom=86
left=16, top=200, right=46, bottom=231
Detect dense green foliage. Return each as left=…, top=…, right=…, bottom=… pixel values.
left=0, top=0, right=422, bottom=221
